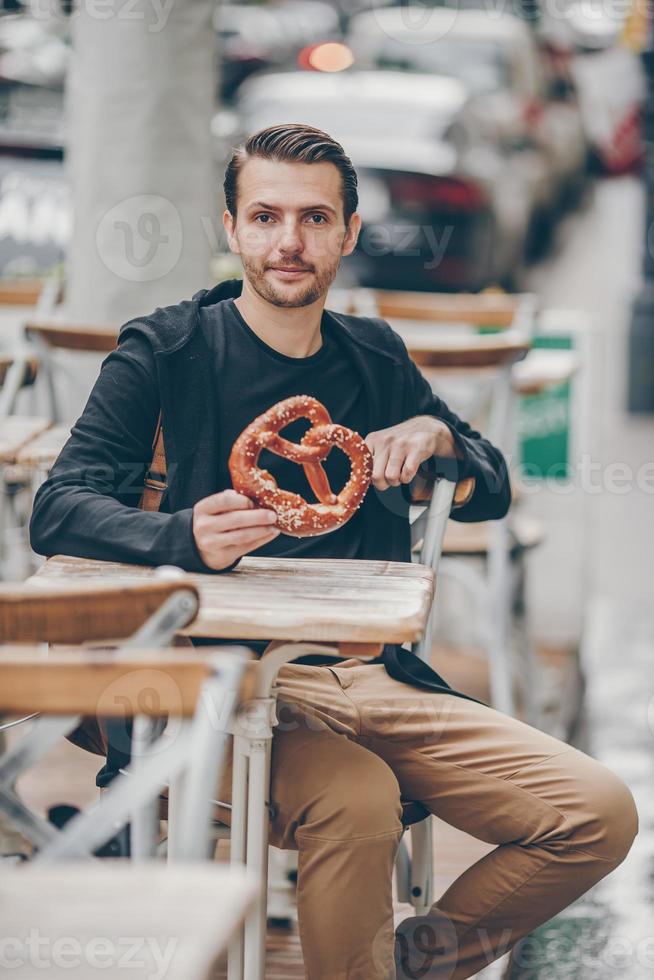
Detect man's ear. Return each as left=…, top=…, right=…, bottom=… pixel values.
left=223, top=209, right=240, bottom=254
left=341, top=213, right=362, bottom=257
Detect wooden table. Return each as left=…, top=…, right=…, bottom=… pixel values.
left=33, top=554, right=435, bottom=658
left=0, top=862, right=258, bottom=979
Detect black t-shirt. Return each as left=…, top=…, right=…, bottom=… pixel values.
left=200, top=298, right=369, bottom=560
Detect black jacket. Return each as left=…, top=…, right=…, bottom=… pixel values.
left=30, top=278, right=511, bottom=695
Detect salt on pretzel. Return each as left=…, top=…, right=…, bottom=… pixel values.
left=228, top=395, right=373, bottom=537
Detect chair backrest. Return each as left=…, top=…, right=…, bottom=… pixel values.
left=0, top=418, right=50, bottom=469
left=409, top=477, right=475, bottom=662
left=24, top=320, right=119, bottom=422
left=0, top=579, right=200, bottom=645
left=0, top=279, right=55, bottom=307
left=0, top=561, right=247, bottom=868
left=13, top=424, right=72, bottom=487
left=370, top=290, right=532, bottom=328
left=22, top=279, right=118, bottom=422
left=0, top=353, right=39, bottom=418
left=0, top=644, right=251, bottom=863
left=25, top=320, right=118, bottom=353
left=0, top=646, right=214, bottom=718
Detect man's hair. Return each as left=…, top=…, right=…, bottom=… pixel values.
left=224, top=123, right=359, bottom=224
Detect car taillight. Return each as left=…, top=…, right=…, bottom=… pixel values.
left=389, top=175, right=487, bottom=212
left=523, top=100, right=544, bottom=130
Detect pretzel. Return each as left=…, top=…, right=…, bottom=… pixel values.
left=228, top=395, right=373, bottom=537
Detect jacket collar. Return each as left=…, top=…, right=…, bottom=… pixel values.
left=188, top=278, right=402, bottom=364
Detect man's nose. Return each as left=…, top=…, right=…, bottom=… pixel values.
left=277, top=220, right=303, bottom=253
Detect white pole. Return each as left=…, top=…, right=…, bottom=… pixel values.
left=65, top=0, right=217, bottom=323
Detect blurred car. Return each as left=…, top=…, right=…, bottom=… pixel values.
left=347, top=8, right=588, bottom=213
left=0, top=155, right=69, bottom=276
left=215, top=70, right=536, bottom=291
left=571, top=44, right=645, bottom=174
left=215, top=4, right=290, bottom=103
left=272, top=1, right=341, bottom=50
left=0, top=16, right=69, bottom=155
left=215, top=1, right=342, bottom=103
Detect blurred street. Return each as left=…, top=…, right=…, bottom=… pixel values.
left=511, top=172, right=654, bottom=980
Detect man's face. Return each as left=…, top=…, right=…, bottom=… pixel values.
left=223, top=157, right=361, bottom=308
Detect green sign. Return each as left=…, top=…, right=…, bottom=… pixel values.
left=518, top=335, right=573, bottom=480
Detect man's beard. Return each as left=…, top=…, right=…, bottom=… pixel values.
left=240, top=254, right=341, bottom=308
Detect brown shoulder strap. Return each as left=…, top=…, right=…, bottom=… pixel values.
left=139, top=411, right=167, bottom=512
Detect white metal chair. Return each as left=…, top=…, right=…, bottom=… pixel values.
left=0, top=640, right=257, bottom=980
left=394, top=476, right=470, bottom=916
left=350, top=287, right=539, bottom=717
left=24, top=277, right=117, bottom=424
left=158, top=476, right=469, bottom=980
left=0, top=574, right=208, bottom=857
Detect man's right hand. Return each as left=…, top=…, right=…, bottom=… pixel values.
left=192, top=489, right=280, bottom=570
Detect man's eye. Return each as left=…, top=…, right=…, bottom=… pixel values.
left=308, top=214, right=327, bottom=224
left=254, top=214, right=273, bottom=223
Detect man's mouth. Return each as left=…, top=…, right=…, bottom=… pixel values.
left=269, top=266, right=312, bottom=278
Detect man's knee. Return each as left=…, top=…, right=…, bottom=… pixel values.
left=564, top=758, right=638, bottom=866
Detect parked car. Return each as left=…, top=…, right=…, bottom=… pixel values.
left=0, top=16, right=68, bottom=154
left=272, top=1, right=341, bottom=51
left=215, top=70, right=536, bottom=291
left=214, top=4, right=290, bottom=103
left=215, top=2, right=342, bottom=103
left=0, top=155, right=69, bottom=276
left=571, top=44, right=645, bottom=174
left=346, top=8, right=588, bottom=214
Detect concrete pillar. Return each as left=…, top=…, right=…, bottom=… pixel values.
left=65, top=0, right=216, bottom=323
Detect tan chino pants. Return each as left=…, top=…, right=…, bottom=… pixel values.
left=217, top=658, right=637, bottom=980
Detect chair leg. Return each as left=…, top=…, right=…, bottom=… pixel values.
left=244, top=737, right=272, bottom=980
left=229, top=695, right=276, bottom=980
left=409, top=817, right=434, bottom=916
left=395, top=832, right=412, bottom=905
left=487, top=518, right=515, bottom=716
left=228, top=735, right=249, bottom=980
left=512, top=549, right=542, bottom=727
left=129, top=715, right=160, bottom=860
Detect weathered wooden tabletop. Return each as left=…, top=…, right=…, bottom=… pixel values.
left=33, top=554, right=434, bottom=648
left=0, top=862, right=258, bottom=980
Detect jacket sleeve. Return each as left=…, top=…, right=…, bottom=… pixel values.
left=396, top=333, right=512, bottom=522
left=29, top=332, right=228, bottom=573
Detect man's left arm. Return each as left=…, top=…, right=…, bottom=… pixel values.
left=365, top=345, right=512, bottom=522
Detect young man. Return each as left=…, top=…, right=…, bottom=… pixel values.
left=30, top=124, right=636, bottom=980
